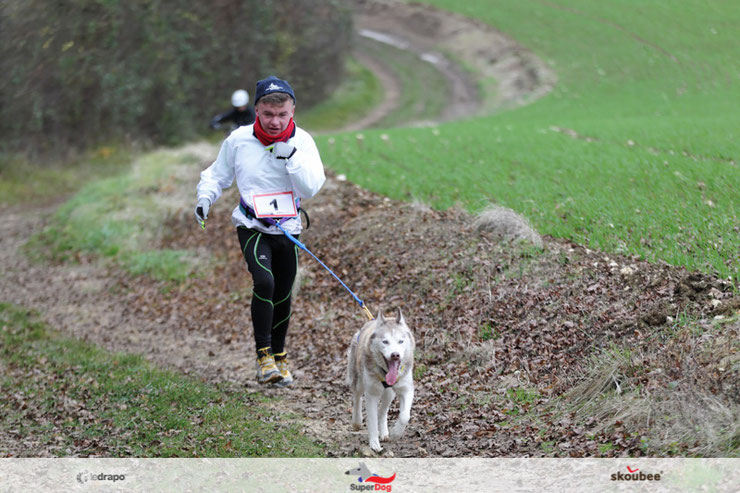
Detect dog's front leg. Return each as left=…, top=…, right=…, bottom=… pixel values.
left=364, top=390, right=383, bottom=452
left=390, top=384, right=414, bottom=440
left=378, top=388, right=394, bottom=441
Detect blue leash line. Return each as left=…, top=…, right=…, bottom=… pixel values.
left=275, top=222, right=374, bottom=320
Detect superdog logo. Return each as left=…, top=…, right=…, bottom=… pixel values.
left=346, top=462, right=396, bottom=491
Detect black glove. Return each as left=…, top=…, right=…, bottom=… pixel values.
left=195, top=198, right=210, bottom=228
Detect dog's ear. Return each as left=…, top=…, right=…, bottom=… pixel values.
left=396, top=308, right=405, bottom=325
left=376, top=310, right=385, bottom=324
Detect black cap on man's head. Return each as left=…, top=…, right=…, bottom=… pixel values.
left=254, top=76, right=296, bottom=104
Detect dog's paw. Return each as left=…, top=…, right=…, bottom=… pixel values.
left=351, top=422, right=362, bottom=432
left=369, top=439, right=383, bottom=453
left=390, top=424, right=407, bottom=441
left=380, top=431, right=390, bottom=442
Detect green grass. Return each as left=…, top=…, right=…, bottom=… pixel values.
left=504, top=386, right=541, bottom=416
left=0, top=302, right=323, bottom=457
left=0, top=145, right=134, bottom=207
left=478, top=322, right=500, bottom=341
left=299, top=57, right=384, bottom=132
left=26, top=146, right=206, bottom=282
left=598, top=442, right=615, bottom=454
left=316, top=0, right=740, bottom=284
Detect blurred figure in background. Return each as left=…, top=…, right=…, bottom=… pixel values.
left=209, top=89, right=256, bottom=130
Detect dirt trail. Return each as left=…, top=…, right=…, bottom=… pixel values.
left=2, top=1, right=737, bottom=459
left=350, top=0, right=555, bottom=124
left=337, top=51, right=401, bottom=132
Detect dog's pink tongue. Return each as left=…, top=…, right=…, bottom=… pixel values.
left=386, top=360, right=400, bottom=386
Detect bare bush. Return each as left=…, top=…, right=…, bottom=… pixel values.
left=0, top=0, right=352, bottom=157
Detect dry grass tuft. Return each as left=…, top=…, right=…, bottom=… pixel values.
left=560, top=323, right=740, bottom=456
left=464, top=340, right=498, bottom=371
left=473, top=205, right=544, bottom=249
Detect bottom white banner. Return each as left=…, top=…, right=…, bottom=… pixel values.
left=0, top=458, right=737, bottom=492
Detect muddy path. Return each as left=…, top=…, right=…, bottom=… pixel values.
left=354, top=0, right=556, bottom=126
left=2, top=1, right=737, bottom=458
left=349, top=0, right=555, bottom=127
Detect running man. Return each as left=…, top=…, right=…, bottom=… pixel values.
left=195, top=76, right=326, bottom=386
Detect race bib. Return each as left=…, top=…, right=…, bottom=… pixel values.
left=251, top=191, right=298, bottom=218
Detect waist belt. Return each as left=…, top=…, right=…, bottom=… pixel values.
left=239, top=197, right=309, bottom=229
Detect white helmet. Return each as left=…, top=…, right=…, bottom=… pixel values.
left=231, top=89, right=249, bottom=107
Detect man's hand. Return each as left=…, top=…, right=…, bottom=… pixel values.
left=195, top=198, right=210, bottom=228
left=268, top=142, right=296, bottom=160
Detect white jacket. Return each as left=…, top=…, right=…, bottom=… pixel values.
left=197, top=123, right=326, bottom=235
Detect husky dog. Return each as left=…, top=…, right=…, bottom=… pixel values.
left=346, top=309, right=415, bottom=452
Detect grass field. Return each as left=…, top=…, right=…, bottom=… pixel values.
left=316, top=0, right=740, bottom=283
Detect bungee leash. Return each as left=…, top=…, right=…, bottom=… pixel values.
left=275, top=222, right=374, bottom=321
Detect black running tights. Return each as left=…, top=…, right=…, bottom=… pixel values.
left=237, top=227, right=298, bottom=355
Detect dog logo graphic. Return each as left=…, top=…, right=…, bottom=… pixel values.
left=345, top=462, right=396, bottom=484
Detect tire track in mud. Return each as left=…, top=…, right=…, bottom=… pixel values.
left=350, top=0, right=555, bottom=125
left=338, top=51, right=402, bottom=132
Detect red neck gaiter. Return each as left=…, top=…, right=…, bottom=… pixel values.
left=253, top=117, right=296, bottom=146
